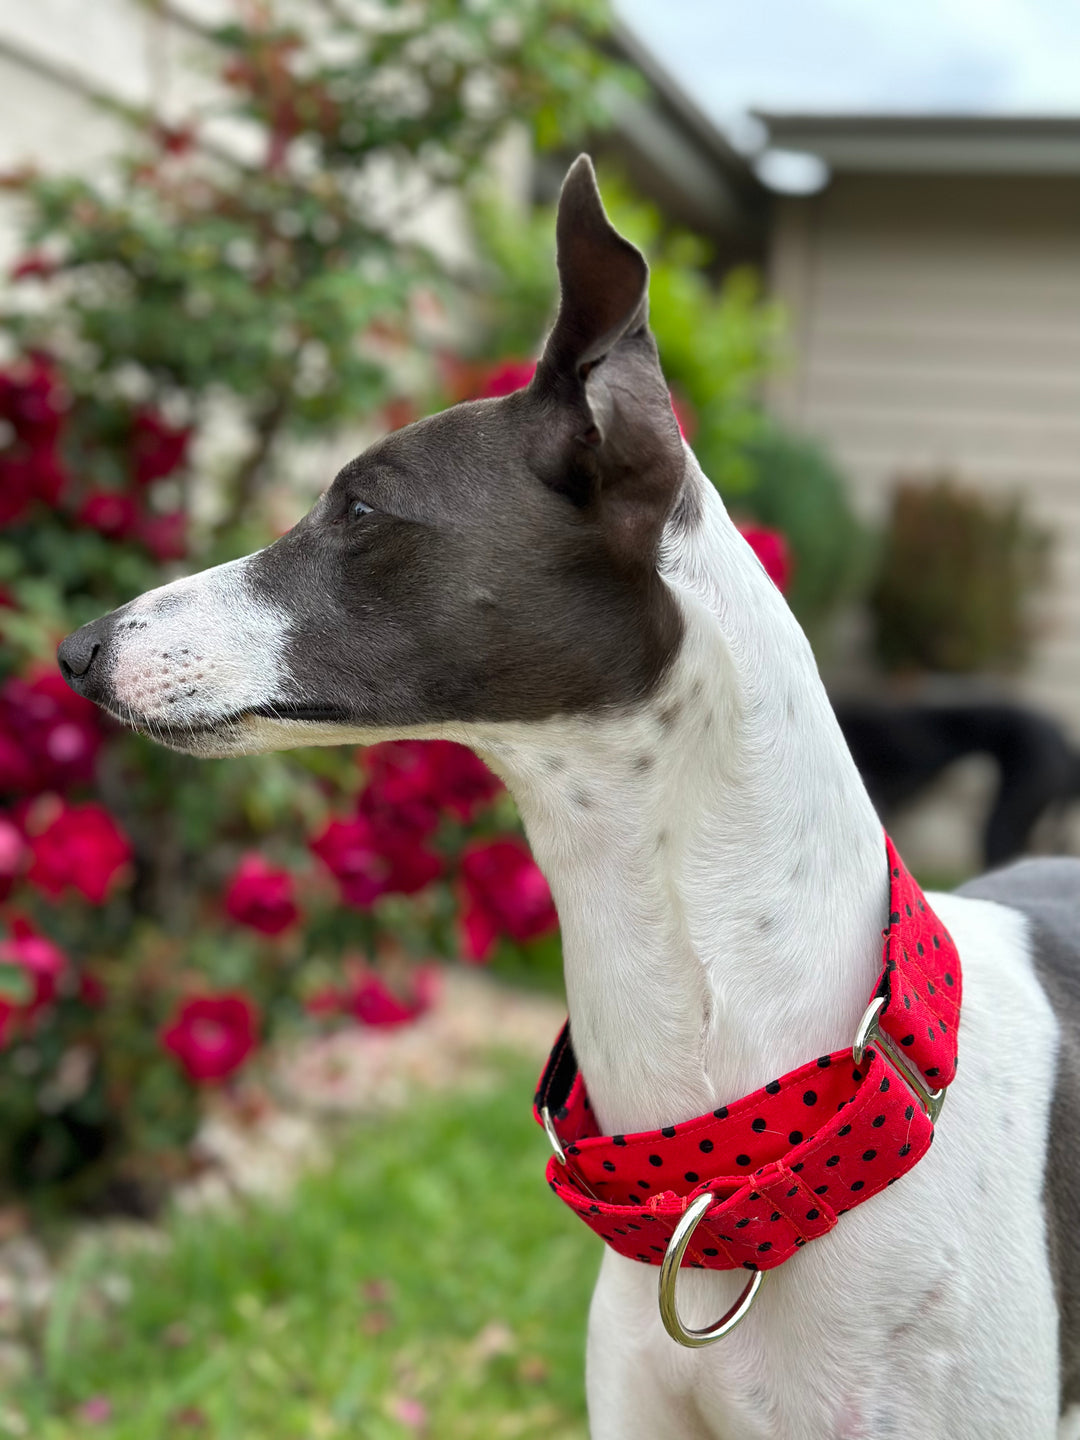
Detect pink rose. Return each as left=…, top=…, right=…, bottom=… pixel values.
left=0, top=914, right=68, bottom=1018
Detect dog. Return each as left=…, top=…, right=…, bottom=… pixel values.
left=58, top=155, right=1080, bottom=1439
left=834, top=698, right=1080, bottom=868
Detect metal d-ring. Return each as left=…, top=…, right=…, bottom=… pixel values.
left=852, top=995, right=945, bottom=1123
left=540, top=1105, right=566, bottom=1164
left=852, top=995, right=887, bottom=1067
left=658, top=1192, right=767, bottom=1348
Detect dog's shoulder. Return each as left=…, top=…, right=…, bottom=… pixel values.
left=957, top=857, right=1080, bottom=980
left=956, top=856, right=1080, bottom=1413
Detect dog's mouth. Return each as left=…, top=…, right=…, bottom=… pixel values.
left=104, top=702, right=352, bottom=754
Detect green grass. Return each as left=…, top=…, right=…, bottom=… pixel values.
left=6, top=1056, right=596, bottom=1439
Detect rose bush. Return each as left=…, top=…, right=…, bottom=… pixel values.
left=0, top=0, right=623, bottom=1210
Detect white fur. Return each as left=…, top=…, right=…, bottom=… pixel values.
left=106, top=554, right=290, bottom=736
left=104, top=448, right=1065, bottom=1434
left=466, top=455, right=1063, bottom=1437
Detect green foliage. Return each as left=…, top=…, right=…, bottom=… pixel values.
left=736, top=425, right=874, bottom=647
left=5, top=0, right=631, bottom=524
left=7, top=1057, right=595, bottom=1440
left=869, top=476, right=1051, bottom=674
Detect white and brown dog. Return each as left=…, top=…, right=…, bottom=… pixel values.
left=59, top=157, right=1080, bottom=1440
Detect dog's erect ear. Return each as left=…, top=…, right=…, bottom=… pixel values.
left=536, top=156, right=684, bottom=568
left=541, top=154, right=649, bottom=375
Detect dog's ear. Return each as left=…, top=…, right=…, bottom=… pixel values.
left=535, top=156, right=684, bottom=568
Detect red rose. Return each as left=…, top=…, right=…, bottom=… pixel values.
left=224, top=853, right=299, bottom=936
left=78, top=969, right=108, bottom=1008
left=737, top=526, right=792, bottom=594
left=26, top=444, right=66, bottom=506
left=77, top=490, right=140, bottom=541
left=0, top=454, right=36, bottom=529
left=155, top=123, right=196, bottom=156
left=305, top=965, right=439, bottom=1029
left=131, top=409, right=192, bottom=487
left=137, top=509, right=187, bottom=562
left=0, top=356, right=64, bottom=451
left=478, top=360, right=537, bottom=399
left=26, top=800, right=132, bottom=903
left=9, top=252, right=57, bottom=282
left=303, top=985, right=346, bottom=1017
left=0, top=669, right=102, bottom=793
left=0, top=730, right=31, bottom=792
left=0, top=445, right=66, bottom=527
left=0, top=915, right=67, bottom=1016
left=359, top=742, right=441, bottom=837
left=424, top=741, right=501, bottom=821
left=360, top=740, right=500, bottom=836
left=459, top=837, right=558, bottom=963
left=310, top=812, right=443, bottom=909
left=0, top=357, right=68, bottom=524
left=161, top=992, right=259, bottom=1083
left=349, top=966, right=439, bottom=1027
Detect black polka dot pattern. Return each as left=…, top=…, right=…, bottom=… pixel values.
left=533, top=833, right=958, bottom=1273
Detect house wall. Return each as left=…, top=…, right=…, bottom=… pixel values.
left=766, top=173, right=1080, bottom=739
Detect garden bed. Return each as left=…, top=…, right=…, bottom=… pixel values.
left=0, top=972, right=579, bottom=1438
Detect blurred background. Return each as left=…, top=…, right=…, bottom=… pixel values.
left=0, top=1, right=1077, bottom=1436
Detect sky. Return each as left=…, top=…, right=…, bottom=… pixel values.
left=615, top=0, right=1080, bottom=142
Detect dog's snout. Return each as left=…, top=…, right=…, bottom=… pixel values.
left=57, top=617, right=110, bottom=698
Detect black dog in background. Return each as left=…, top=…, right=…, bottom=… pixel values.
left=834, top=699, right=1080, bottom=868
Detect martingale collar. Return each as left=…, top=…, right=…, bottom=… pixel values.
left=534, top=835, right=961, bottom=1285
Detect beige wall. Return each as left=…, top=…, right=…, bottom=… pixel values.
left=766, top=173, right=1080, bottom=738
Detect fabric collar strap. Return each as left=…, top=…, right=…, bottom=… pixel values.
left=533, top=834, right=961, bottom=1275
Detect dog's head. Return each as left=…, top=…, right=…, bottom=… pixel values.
left=57, top=157, right=688, bottom=756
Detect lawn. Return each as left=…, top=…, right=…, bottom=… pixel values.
left=5, top=1055, right=596, bottom=1439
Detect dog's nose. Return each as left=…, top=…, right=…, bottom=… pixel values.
left=57, top=616, right=111, bottom=700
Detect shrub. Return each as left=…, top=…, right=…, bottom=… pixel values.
left=736, top=425, right=872, bottom=649
left=869, top=475, right=1051, bottom=675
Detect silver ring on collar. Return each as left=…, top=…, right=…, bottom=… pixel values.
left=658, top=1192, right=767, bottom=1347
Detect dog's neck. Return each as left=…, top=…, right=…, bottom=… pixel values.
left=474, top=452, right=888, bottom=1136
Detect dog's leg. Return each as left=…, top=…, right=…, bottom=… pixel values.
left=585, top=1255, right=716, bottom=1440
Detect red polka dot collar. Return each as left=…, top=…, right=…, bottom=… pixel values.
left=534, top=835, right=961, bottom=1293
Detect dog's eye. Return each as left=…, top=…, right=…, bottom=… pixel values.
left=349, top=500, right=374, bottom=520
